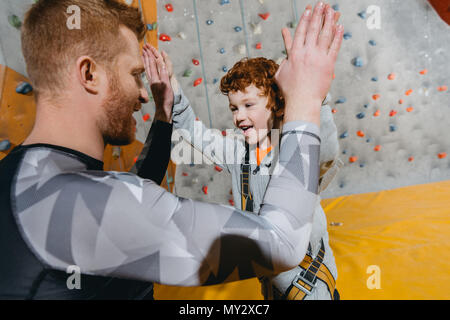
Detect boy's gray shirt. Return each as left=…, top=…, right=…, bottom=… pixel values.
left=172, top=87, right=342, bottom=299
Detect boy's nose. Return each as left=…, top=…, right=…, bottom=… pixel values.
left=236, top=108, right=247, bottom=121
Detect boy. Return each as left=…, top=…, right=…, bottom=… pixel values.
left=143, top=44, right=342, bottom=300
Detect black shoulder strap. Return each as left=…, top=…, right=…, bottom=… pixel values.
left=241, top=143, right=254, bottom=212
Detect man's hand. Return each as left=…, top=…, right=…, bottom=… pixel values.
left=142, top=44, right=173, bottom=123
left=275, top=2, right=344, bottom=126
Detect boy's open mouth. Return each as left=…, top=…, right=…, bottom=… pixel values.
left=240, top=125, right=253, bottom=133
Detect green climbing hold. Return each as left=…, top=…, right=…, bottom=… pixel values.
left=183, top=69, right=192, bottom=77
left=8, top=15, right=22, bottom=29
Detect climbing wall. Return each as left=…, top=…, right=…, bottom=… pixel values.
left=156, top=0, right=450, bottom=201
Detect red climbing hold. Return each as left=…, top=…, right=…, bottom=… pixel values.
left=182, top=172, right=189, bottom=176
left=228, top=199, right=235, bottom=206
left=192, top=59, right=200, bottom=66
left=357, top=130, right=365, bottom=137
left=420, top=69, right=428, bottom=75
left=255, top=42, right=262, bottom=50
left=372, top=94, right=380, bottom=100
left=349, top=156, right=358, bottom=163
left=202, top=186, right=208, bottom=195
left=332, top=108, right=337, bottom=114
left=159, top=33, right=171, bottom=42
left=408, top=157, right=414, bottom=162
left=143, top=113, right=150, bottom=122
left=194, top=78, right=203, bottom=87
left=221, top=130, right=227, bottom=136
left=133, top=156, right=138, bottom=163
left=438, top=152, right=447, bottom=159
left=389, top=110, right=397, bottom=117
left=259, top=13, right=270, bottom=20
left=374, top=145, right=381, bottom=152
left=165, top=4, right=173, bottom=12
left=215, top=165, right=223, bottom=172
left=438, top=85, right=448, bottom=92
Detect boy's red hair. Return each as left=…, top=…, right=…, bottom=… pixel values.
left=220, top=57, right=285, bottom=119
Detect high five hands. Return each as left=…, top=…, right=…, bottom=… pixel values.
left=275, top=2, right=344, bottom=126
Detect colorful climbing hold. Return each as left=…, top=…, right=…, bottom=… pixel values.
left=371, top=77, right=378, bottom=82
left=398, top=99, right=404, bottom=104
left=202, top=186, right=208, bottom=195
left=221, top=130, right=227, bottom=136
left=222, top=66, right=228, bottom=72
left=356, top=112, right=365, bottom=119
left=343, top=32, right=352, bottom=40
left=234, top=26, right=242, bottom=32
left=133, top=156, right=138, bottom=163
left=372, top=94, right=380, bottom=100
left=142, top=113, right=150, bottom=122
left=408, top=157, right=414, bottom=162
left=388, top=73, right=396, bottom=80
left=165, top=4, right=173, bottom=12
left=357, top=130, right=365, bottom=137
left=192, top=59, right=200, bottom=66
left=219, top=48, right=225, bottom=54
left=352, top=57, right=363, bottom=67
left=0, top=140, right=11, bottom=151
left=215, top=165, right=223, bottom=172
left=228, top=199, right=235, bottom=206
left=177, top=32, right=187, bottom=40
left=389, top=110, right=397, bottom=117
left=182, top=172, right=189, bottom=177
left=331, top=108, right=337, bottom=114
left=255, top=42, right=262, bottom=50
left=220, top=0, right=230, bottom=5
left=183, top=69, right=192, bottom=77
left=16, top=82, right=33, bottom=95
left=438, top=152, right=447, bottom=159
left=374, top=145, right=381, bottom=152
left=349, top=156, right=358, bottom=163
left=373, top=110, right=380, bottom=117
left=206, top=19, right=214, bottom=25
left=419, top=69, right=428, bottom=75
left=336, top=97, right=347, bottom=104
left=357, top=11, right=367, bottom=19
left=438, top=85, right=448, bottom=92
left=368, top=40, right=377, bottom=46
left=406, top=106, right=414, bottom=112
left=159, top=34, right=171, bottom=42
left=389, top=124, right=397, bottom=132
left=194, top=78, right=203, bottom=87
left=405, top=89, right=413, bottom=96
left=8, top=15, right=22, bottom=28
left=339, top=131, right=348, bottom=139
left=259, top=13, right=270, bottom=20
left=332, top=4, right=339, bottom=11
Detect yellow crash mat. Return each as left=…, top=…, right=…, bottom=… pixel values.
left=154, top=180, right=450, bottom=300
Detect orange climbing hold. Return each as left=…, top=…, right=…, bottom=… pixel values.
left=419, top=69, right=428, bottom=75
left=438, top=152, right=447, bottom=159
left=406, top=106, right=414, bottom=112
left=405, top=89, right=413, bottom=96
left=357, top=130, right=365, bottom=137
left=373, top=110, right=380, bottom=117
left=349, top=156, right=358, bottom=163
left=388, top=73, right=396, bottom=80
left=372, top=94, right=380, bottom=100
left=182, top=172, right=189, bottom=177
left=143, top=113, right=150, bottom=122
left=408, top=156, right=414, bottom=162
left=332, top=108, right=337, bottom=114
left=438, top=85, right=448, bottom=92
left=389, top=110, right=397, bottom=117
left=398, top=99, right=404, bottom=104
left=215, top=165, right=223, bottom=172
left=374, top=145, right=381, bottom=152
left=194, top=78, right=203, bottom=87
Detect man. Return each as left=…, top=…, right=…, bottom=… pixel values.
left=0, top=0, right=342, bottom=299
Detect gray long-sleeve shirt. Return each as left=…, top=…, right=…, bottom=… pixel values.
left=172, top=87, right=340, bottom=299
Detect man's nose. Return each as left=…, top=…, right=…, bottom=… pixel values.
left=139, top=86, right=149, bottom=104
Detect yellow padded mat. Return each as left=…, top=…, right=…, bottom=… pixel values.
left=155, top=180, right=450, bottom=300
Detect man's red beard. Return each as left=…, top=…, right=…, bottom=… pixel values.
left=99, top=72, right=139, bottom=146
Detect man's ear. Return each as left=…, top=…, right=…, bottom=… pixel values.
left=76, top=56, right=103, bottom=94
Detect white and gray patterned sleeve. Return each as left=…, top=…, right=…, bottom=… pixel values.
left=13, top=121, right=320, bottom=286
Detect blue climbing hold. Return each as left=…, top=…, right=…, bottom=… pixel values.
left=352, top=57, right=364, bottom=67
left=339, top=182, right=345, bottom=188
left=358, top=11, right=367, bottom=19
left=219, top=48, right=225, bottom=54
left=222, top=66, right=228, bottom=72
left=0, top=140, right=11, bottom=151
left=336, top=97, right=347, bottom=104
left=340, top=131, right=349, bottom=139
left=343, top=32, right=352, bottom=40
left=342, top=149, right=347, bottom=155
left=366, top=138, right=371, bottom=143
left=206, top=19, right=214, bottom=25
left=332, top=4, right=339, bottom=11
left=369, top=40, right=377, bottom=46
left=234, top=26, right=242, bottom=32
left=359, top=163, right=365, bottom=168
left=364, top=104, right=369, bottom=108
left=389, top=124, right=397, bottom=132
left=16, top=82, right=33, bottom=95
left=220, top=0, right=230, bottom=5
left=213, top=78, right=219, bottom=84
left=371, top=76, right=378, bottom=82
left=356, top=112, right=365, bottom=119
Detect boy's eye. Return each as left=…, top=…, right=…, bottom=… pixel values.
left=245, top=104, right=253, bottom=107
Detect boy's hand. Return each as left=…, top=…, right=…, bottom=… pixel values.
left=275, top=2, right=343, bottom=126
left=142, top=44, right=173, bottom=123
